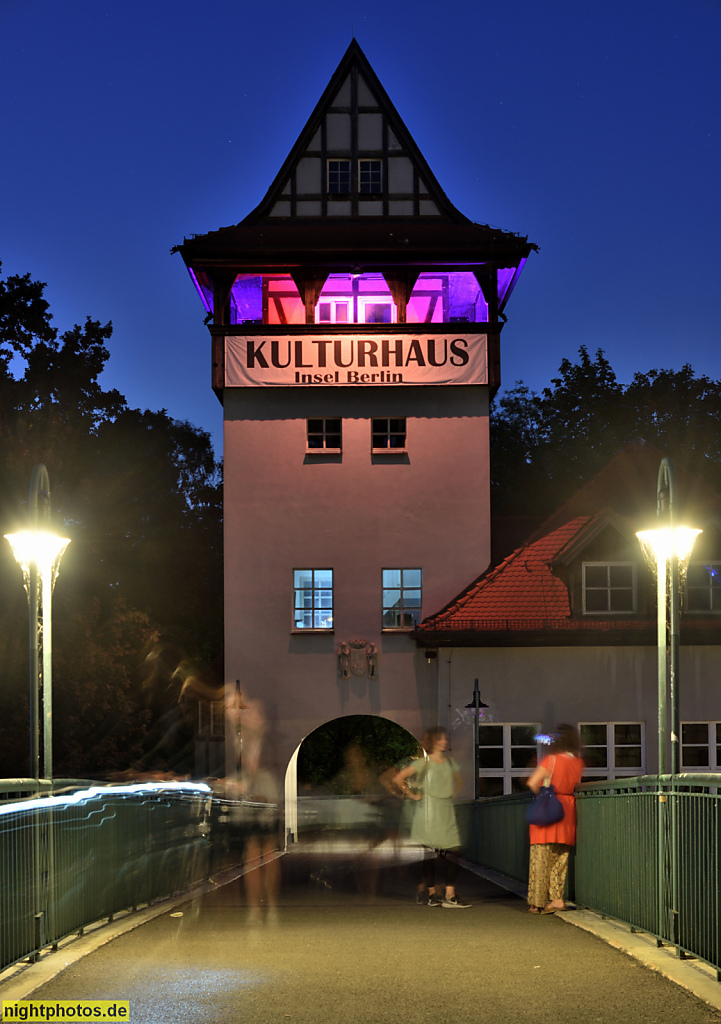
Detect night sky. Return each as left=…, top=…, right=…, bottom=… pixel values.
left=2, top=0, right=719, bottom=456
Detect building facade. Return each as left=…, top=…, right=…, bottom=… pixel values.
left=175, top=42, right=535, bottom=800
left=416, top=444, right=721, bottom=792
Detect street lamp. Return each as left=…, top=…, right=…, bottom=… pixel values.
left=465, top=679, right=489, bottom=800
left=636, top=458, right=701, bottom=776
left=4, top=464, right=70, bottom=779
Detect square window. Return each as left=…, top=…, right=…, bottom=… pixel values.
left=580, top=724, right=607, bottom=746
left=478, top=725, right=503, bottom=746
left=327, top=160, right=351, bottom=194
left=478, top=748, right=504, bottom=769
left=307, top=418, right=342, bottom=452
left=293, top=569, right=333, bottom=631
left=681, top=722, right=721, bottom=770
left=316, top=299, right=350, bottom=324
left=363, top=302, right=392, bottom=324
left=477, top=723, right=542, bottom=795
left=614, top=723, right=641, bottom=745
left=359, top=159, right=382, bottom=193
left=579, top=722, right=645, bottom=778
left=358, top=296, right=396, bottom=324
left=686, top=562, right=721, bottom=612
left=382, top=568, right=422, bottom=629
left=372, top=417, right=406, bottom=451
left=583, top=563, right=636, bottom=614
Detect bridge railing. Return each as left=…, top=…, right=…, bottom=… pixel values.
left=0, top=780, right=254, bottom=972
left=457, top=775, right=721, bottom=978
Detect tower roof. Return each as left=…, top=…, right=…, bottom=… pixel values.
left=176, top=41, right=535, bottom=271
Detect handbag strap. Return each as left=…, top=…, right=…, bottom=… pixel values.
left=543, top=755, right=556, bottom=787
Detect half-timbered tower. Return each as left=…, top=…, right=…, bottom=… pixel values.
left=175, top=41, right=536, bottom=802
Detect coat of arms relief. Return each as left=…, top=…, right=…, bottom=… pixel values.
left=337, top=640, right=378, bottom=680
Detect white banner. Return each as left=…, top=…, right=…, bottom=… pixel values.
left=224, top=334, right=488, bottom=387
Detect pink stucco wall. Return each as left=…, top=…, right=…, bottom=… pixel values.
left=223, top=383, right=491, bottom=778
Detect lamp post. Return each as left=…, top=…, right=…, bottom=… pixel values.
left=4, top=465, right=70, bottom=780
left=636, top=458, right=700, bottom=949
left=636, top=458, right=701, bottom=776
left=465, top=679, right=489, bottom=800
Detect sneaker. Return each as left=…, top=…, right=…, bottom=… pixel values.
left=427, top=893, right=444, bottom=907
left=442, top=895, right=471, bottom=908
left=415, top=888, right=428, bottom=905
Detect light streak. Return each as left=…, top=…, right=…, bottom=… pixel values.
left=0, top=781, right=212, bottom=817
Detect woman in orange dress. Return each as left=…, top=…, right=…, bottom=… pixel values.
left=526, top=724, right=584, bottom=914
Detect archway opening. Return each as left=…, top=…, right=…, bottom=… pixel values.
left=286, top=715, right=419, bottom=846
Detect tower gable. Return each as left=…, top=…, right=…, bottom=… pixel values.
left=244, top=40, right=467, bottom=224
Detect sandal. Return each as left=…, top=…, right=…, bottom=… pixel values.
left=528, top=906, right=541, bottom=914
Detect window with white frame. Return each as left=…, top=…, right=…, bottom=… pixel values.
left=315, top=295, right=395, bottom=324
left=685, top=563, right=721, bottom=612
left=293, top=569, right=333, bottom=631
left=477, top=723, right=541, bottom=796
left=579, top=722, right=645, bottom=778
left=327, top=160, right=351, bottom=194
left=583, top=563, right=636, bottom=613
left=316, top=299, right=350, bottom=323
left=372, top=418, right=406, bottom=451
left=382, top=569, right=422, bottom=629
left=359, top=297, right=394, bottom=323
left=359, top=159, right=382, bottom=193
left=306, top=418, right=342, bottom=452
left=681, top=722, right=721, bottom=769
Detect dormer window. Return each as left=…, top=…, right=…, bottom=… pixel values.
left=583, top=563, right=636, bottom=614
left=685, top=562, right=721, bottom=612
left=359, top=159, right=382, bottom=194
left=328, top=160, right=351, bottom=194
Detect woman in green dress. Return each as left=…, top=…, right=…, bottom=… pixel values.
left=393, top=726, right=470, bottom=908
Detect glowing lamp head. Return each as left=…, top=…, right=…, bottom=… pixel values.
left=4, top=530, right=71, bottom=572
left=636, top=526, right=702, bottom=564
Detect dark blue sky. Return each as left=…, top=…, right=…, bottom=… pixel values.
left=2, top=0, right=719, bottom=455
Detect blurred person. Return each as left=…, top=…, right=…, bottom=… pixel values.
left=333, top=740, right=387, bottom=896
left=392, top=726, right=471, bottom=909
left=226, top=696, right=282, bottom=925
left=525, top=723, right=584, bottom=914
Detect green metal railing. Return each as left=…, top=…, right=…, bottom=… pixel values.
left=0, top=780, right=253, bottom=972
left=461, top=776, right=721, bottom=978
left=575, top=775, right=721, bottom=975
left=456, top=795, right=530, bottom=884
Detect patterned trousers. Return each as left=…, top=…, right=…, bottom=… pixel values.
left=527, top=843, right=570, bottom=908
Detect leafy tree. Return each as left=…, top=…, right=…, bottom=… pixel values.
left=297, top=715, right=419, bottom=790
left=491, top=346, right=721, bottom=520
left=0, top=262, right=223, bottom=778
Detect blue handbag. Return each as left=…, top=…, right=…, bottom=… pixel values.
left=525, top=758, right=565, bottom=826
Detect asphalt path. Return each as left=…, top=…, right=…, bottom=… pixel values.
left=18, top=845, right=721, bottom=1024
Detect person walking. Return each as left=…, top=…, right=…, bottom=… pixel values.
left=525, top=724, right=584, bottom=914
left=393, top=726, right=470, bottom=909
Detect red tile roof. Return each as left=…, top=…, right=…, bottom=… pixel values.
left=420, top=516, right=590, bottom=632
left=418, top=441, right=721, bottom=642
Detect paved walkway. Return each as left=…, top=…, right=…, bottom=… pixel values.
left=3, top=843, right=721, bottom=1024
